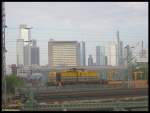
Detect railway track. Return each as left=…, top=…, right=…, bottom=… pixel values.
left=34, top=88, right=148, bottom=102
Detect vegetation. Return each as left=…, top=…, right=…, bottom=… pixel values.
left=5, top=74, right=26, bottom=94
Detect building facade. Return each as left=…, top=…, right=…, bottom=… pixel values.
left=119, top=41, right=124, bottom=66
left=24, top=45, right=31, bottom=65
left=123, top=45, right=133, bottom=67
left=19, top=24, right=31, bottom=45
left=16, top=39, right=24, bottom=66
left=116, top=31, right=124, bottom=66
left=107, top=42, right=118, bottom=66
left=11, top=64, right=17, bottom=75
left=116, top=31, right=123, bottom=66
left=31, top=40, right=40, bottom=65
left=17, top=24, right=31, bottom=66
left=96, top=46, right=105, bottom=66
left=106, top=31, right=123, bottom=66
left=80, top=41, right=86, bottom=66
left=48, top=40, right=80, bottom=67
left=88, top=54, right=93, bottom=66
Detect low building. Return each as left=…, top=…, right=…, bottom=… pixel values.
left=11, top=64, right=17, bottom=75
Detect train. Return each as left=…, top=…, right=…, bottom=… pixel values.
left=48, top=68, right=111, bottom=86
left=48, top=68, right=101, bottom=86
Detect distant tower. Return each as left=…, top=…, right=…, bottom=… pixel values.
left=16, top=39, right=24, bottom=66
left=17, top=24, right=32, bottom=66
left=124, top=45, right=132, bottom=67
left=96, top=46, right=105, bottom=66
left=88, top=54, right=93, bottom=66
left=107, top=42, right=118, bottom=66
left=80, top=41, right=86, bottom=66
left=116, top=30, right=123, bottom=66
left=19, top=24, right=31, bottom=45
left=116, top=30, right=120, bottom=66
left=31, top=40, right=40, bottom=65
left=117, top=30, right=120, bottom=43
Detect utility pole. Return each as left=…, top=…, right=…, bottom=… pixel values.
left=2, top=2, right=7, bottom=109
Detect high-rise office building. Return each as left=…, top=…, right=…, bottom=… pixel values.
left=16, top=24, right=31, bottom=66
left=96, top=46, right=105, bottom=65
left=19, top=24, right=31, bottom=45
left=16, top=39, right=24, bottom=66
left=106, top=31, right=123, bottom=66
left=31, top=40, right=40, bottom=65
left=116, top=31, right=124, bottom=66
left=80, top=41, right=86, bottom=66
left=88, top=54, right=93, bottom=66
left=24, top=44, right=31, bottom=66
left=105, top=56, right=107, bottom=65
left=107, top=42, right=118, bottom=66
left=119, top=41, right=124, bottom=65
left=124, top=45, right=133, bottom=67
left=48, top=40, right=80, bottom=67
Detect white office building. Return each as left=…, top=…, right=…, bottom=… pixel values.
left=106, top=42, right=118, bottom=66
left=16, top=24, right=32, bottom=66
left=48, top=40, right=80, bottom=67
left=16, top=39, right=24, bottom=66
left=19, top=24, right=31, bottom=45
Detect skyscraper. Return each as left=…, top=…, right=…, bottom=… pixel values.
left=96, top=46, right=105, bottom=65
left=24, top=45, right=31, bottom=65
left=16, top=24, right=31, bottom=66
left=119, top=41, right=124, bottom=65
left=31, top=40, right=40, bottom=65
left=19, top=24, right=31, bottom=45
left=124, top=45, right=133, bottom=67
left=107, top=42, right=118, bottom=66
left=48, top=40, right=80, bottom=67
left=16, top=39, right=24, bottom=66
left=88, top=54, right=93, bottom=66
left=116, top=31, right=124, bottom=66
left=80, top=41, right=86, bottom=66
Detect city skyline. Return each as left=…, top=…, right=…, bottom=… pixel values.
left=5, top=2, right=148, bottom=65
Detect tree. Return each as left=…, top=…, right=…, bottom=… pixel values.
left=5, top=74, right=26, bottom=94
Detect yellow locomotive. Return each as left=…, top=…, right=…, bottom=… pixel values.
left=48, top=68, right=99, bottom=86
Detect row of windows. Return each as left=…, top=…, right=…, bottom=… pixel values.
left=52, top=57, right=77, bottom=59
left=52, top=52, right=76, bottom=54
left=52, top=53, right=76, bottom=56
left=53, top=63, right=77, bottom=66
left=52, top=50, right=76, bottom=52
left=52, top=48, right=76, bottom=50
left=52, top=61, right=77, bottom=64
left=52, top=57, right=76, bottom=59
left=52, top=45, right=76, bottom=47
left=52, top=60, right=77, bottom=62
left=52, top=48, right=77, bottom=50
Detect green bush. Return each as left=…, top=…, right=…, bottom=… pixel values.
left=5, top=74, right=25, bottom=94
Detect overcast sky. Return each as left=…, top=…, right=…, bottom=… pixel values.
left=5, top=2, right=148, bottom=65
